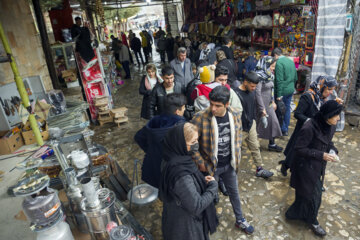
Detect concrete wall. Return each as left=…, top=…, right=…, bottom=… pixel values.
left=0, top=0, right=53, bottom=91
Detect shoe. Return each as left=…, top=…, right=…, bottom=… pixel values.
left=235, top=218, right=254, bottom=234
left=218, top=181, right=229, bottom=196
left=280, top=162, right=288, bottom=177
left=282, top=131, right=288, bottom=136
left=310, top=224, right=326, bottom=237
left=214, top=192, right=219, bottom=204
left=256, top=168, right=274, bottom=179
left=322, top=186, right=326, bottom=192
left=268, top=144, right=283, bottom=152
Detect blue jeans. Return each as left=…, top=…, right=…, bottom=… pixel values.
left=281, top=94, right=293, bottom=132
left=122, top=61, right=131, bottom=79
left=214, top=164, right=243, bottom=221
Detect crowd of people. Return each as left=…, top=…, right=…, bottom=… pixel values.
left=109, top=31, right=343, bottom=239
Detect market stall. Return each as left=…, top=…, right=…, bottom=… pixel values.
left=183, top=0, right=319, bottom=90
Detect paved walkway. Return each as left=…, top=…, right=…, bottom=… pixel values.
left=91, top=51, right=360, bottom=240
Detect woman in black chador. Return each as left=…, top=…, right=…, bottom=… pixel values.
left=160, top=123, right=218, bottom=240
left=279, top=76, right=338, bottom=176
left=285, top=100, right=342, bottom=237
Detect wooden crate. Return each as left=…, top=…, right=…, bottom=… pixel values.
left=110, top=107, right=128, bottom=118
left=114, top=116, right=128, bottom=127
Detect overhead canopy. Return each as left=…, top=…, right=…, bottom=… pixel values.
left=70, top=0, right=181, bottom=10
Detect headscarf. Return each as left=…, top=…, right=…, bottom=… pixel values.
left=144, top=64, right=163, bottom=90
left=307, top=76, right=338, bottom=110
left=160, top=123, right=218, bottom=235
left=200, top=43, right=215, bottom=60
left=161, top=123, right=199, bottom=200
left=255, top=56, right=275, bottom=82
left=313, top=100, right=342, bottom=133
left=216, top=50, right=227, bottom=62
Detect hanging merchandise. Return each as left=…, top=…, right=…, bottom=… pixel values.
left=96, top=0, right=105, bottom=26
left=76, top=49, right=112, bottom=120
left=311, top=0, right=347, bottom=82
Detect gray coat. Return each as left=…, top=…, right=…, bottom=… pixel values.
left=162, top=175, right=218, bottom=240
left=170, top=58, right=194, bottom=93
left=255, top=81, right=282, bottom=140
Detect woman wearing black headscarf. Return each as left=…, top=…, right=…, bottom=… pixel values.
left=285, top=100, right=342, bottom=237
left=160, top=123, right=218, bottom=240
left=279, top=76, right=338, bottom=176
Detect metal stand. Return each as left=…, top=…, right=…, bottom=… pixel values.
left=129, top=159, right=140, bottom=211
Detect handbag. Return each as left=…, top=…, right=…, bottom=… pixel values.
left=275, top=99, right=286, bottom=125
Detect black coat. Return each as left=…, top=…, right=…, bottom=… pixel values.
left=139, top=75, right=154, bottom=120
left=149, top=82, right=182, bottom=118
left=134, top=114, right=186, bottom=188
left=216, top=59, right=237, bottom=84
left=166, top=37, right=174, bottom=51
left=290, top=118, right=337, bottom=199
left=130, top=37, right=142, bottom=52
left=284, top=93, right=320, bottom=167
left=220, top=45, right=234, bottom=60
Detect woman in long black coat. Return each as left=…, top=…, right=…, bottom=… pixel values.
left=279, top=76, right=338, bottom=176
left=160, top=123, right=218, bottom=240
left=286, top=100, right=342, bottom=237
left=139, top=64, right=162, bottom=119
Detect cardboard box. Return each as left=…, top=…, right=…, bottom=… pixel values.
left=0, top=131, right=24, bottom=155
left=61, top=69, right=77, bottom=82
left=21, top=121, right=49, bottom=145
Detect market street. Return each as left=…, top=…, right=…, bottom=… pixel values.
left=91, top=58, right=360, bottom=240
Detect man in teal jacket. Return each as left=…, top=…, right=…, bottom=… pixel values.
left=272, top=48, right=298, bottom=136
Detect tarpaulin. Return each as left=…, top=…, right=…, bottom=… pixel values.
left=311, top=0, right=347, bottom=81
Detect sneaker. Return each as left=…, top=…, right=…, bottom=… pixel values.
left=310, top=224, right=326, bottom=237
left=256, top=168, right=274, bottom=178
left=235, top=218, right=254, bottom=234
left=268, top=144, right=283, bottom=152
left=282, top=131, right=288, bottom=136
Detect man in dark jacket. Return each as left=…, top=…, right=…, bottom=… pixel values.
left=216, top=50, right=237, bottom=86
left=130, top=33, right=145, bottom=66
left=134, top=93, right=187, bottom=188
left=71, top=17, right=94, bottom=62
left=220, top=37, right=234, bottom=60
left=157, top=35, right=167, bottom=63
left=272, top=47, right=298, bottom=136
left=149, top=66, right=182, bottom=118
left=110, top=35, right=120, bottom=61
left=165, top=33, right=175, bottom=62
left=233, top=72, right=274, bottom=178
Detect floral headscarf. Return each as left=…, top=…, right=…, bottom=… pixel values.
left=255, top=56, right=275, bottom=82
left=307, top=75, right=338, bottom=110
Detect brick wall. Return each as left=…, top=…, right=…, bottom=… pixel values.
left=0, top=0, right=53, bottom=91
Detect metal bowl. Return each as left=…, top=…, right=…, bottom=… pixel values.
left=127, top=184, right=158, bottom=206
left=13, top=173, right=50, bottom=197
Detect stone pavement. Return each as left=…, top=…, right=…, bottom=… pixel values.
left=91, top=52, right=360, bottom=240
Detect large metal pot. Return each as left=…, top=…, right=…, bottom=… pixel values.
left=80, top=188, right=117, bottom=240
left=22, top=187, right=62, bottom=226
